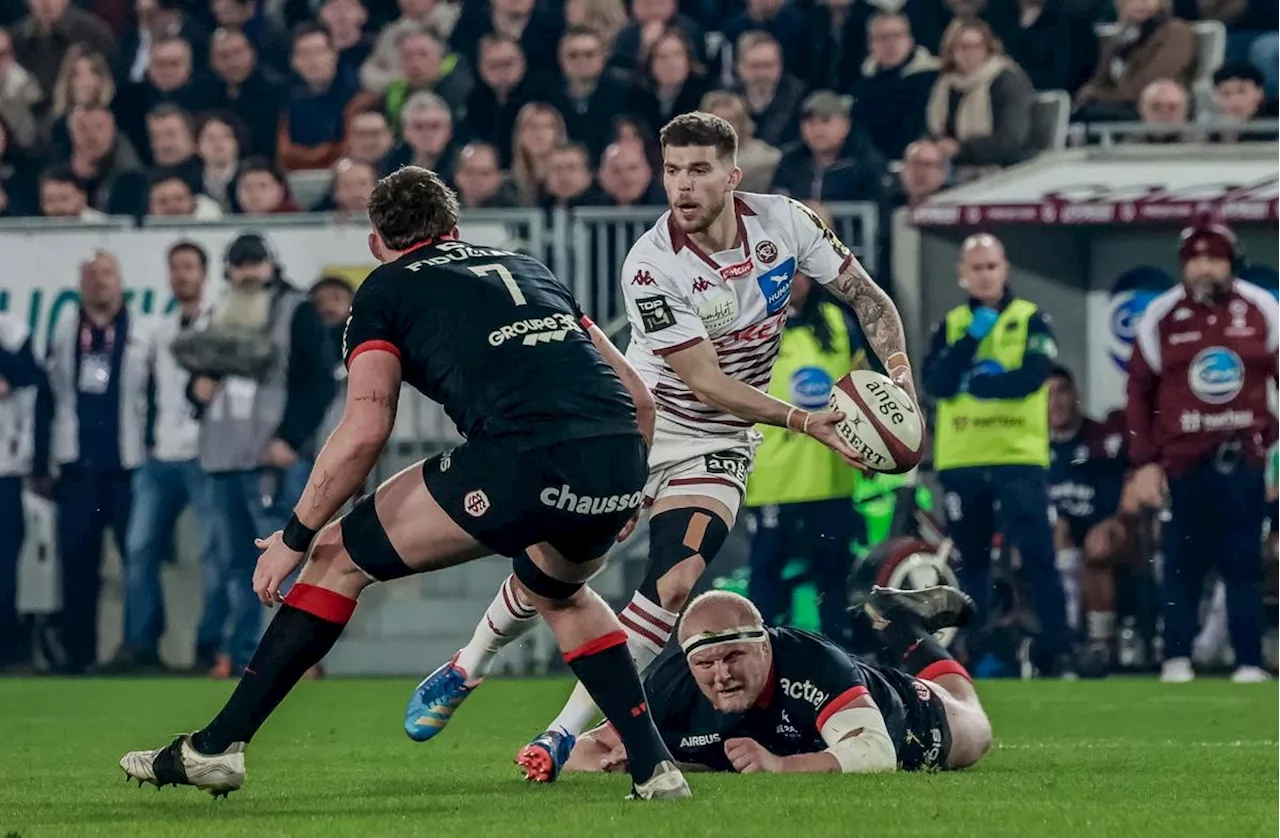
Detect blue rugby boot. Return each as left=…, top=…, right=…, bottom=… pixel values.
left=404, top=653, right=481, bottom=742
left=515, top=729, right=577, bottom=782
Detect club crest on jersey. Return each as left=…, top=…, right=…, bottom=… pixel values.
left=756, top=257, right=796, bottom=315
left=755, top=241, right=778, bottom=264
left=719, top=258, right=754, bottom=280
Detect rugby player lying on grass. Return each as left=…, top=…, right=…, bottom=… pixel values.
left=567, top=588, right=993, bottom=775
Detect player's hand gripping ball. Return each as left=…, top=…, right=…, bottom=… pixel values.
left=827, top=370, right=923, bottom=474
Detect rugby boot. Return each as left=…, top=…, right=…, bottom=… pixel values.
left=515, top=729, right=576, bottom=782
left=627, top=760, right=691, bottom=800
left=120, top=735, right=244, bottom=798
left=864, top=584, right=975, bottom=634
left=405, top=653, right=481, bottom=742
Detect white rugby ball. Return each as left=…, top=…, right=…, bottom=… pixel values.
left=827, top=370, right=923, bottom=474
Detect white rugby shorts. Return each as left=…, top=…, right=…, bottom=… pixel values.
left=642, top=414, right=762, bottom=520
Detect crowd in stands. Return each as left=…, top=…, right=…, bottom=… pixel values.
left=0, top=0, right=1274, bottom=221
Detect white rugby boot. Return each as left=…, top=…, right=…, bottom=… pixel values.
left=121, top=735, right=245, bottom=797
left=1230, top=665, right=1272, bottom=684
left=1160, top=656, right=1195, bottom=684
left=628, top=760, right=691, bottom=800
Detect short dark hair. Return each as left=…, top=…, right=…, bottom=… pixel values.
left=311, top=275, right=355, bottom=297
left=148, top=167, right=193, bottom=190
left=291, top=21, right=332, bottom=53
left=1213, top=60, right=1264, bottom=88
left=40, top=163, right=82, bottom=188
left=659, top=111, right=738, bottom=161
left=195, top=109, right=248, bottom=148
left=367, top=165, right=460, bottom=250
left=147, top=102, right=194, bottom=131
left=168, top=239, right=209, bottom=270
left=551, top=140, right=591, bottom=164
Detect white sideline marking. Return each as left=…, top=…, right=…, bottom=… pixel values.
left=997, top=740, right=1276, bottom=750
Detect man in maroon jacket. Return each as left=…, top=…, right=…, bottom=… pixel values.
left=1125, top=221, right=1277, bottom=685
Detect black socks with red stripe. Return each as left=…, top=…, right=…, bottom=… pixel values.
left=876, top=614, right=970, bottom=682
left=191, top=585, right=356, bottom=755
left=564, top=631, right=672, bottom=785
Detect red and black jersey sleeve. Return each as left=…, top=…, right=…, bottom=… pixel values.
left=341, top=270, right=404, bottom=368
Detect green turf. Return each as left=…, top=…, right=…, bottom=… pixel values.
left=0, top=677, right=1275, bottom=837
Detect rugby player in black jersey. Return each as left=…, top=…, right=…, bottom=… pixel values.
left=119, top=166, right=690, bottom=800
left=566, top=587, right=993, bottom=776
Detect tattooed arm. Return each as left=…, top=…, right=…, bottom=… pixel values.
left=826, top=258, right=917, bottom=405
left=293, top=350, right=401, bottom=529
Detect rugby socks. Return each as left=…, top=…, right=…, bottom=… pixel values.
left=1056, top=548, right=1081, bottom=632
left=563, top=631, right=671, bottom=786
left=191, top=585, right=356, bottom=755
left=877, top=613, right=971, bottom=682
left=454, top=574, right=540, bottom=679
left=548, top=592, right=677, bottom=737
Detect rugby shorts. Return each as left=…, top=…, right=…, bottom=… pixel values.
left=643, top=414, right=763, bottom=520
left=897, top=675, right=954, bottom=771
left=424, top=432, right=648, bottom=562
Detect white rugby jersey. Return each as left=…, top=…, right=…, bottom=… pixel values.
left=622, top=192, right=853, bottom=436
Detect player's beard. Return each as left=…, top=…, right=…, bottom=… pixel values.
left=1184, top=269, right=1232, bottom=300
left=674, top=192, right=727, bottom=235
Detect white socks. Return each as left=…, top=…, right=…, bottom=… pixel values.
left=549, top=592, right=679, bottom=737
left=454, top=574, right=540, bottom=679
left=1056, top=548, right=1081, bottom=631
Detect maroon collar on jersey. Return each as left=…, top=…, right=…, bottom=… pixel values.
left=668, top=195, right=757, bottom=273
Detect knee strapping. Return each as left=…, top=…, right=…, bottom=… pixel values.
left=638, top=507, right=730, bottom=601
left=512, top=551, right=584, bottom=601
left=342, top=492, right=412, bottom=582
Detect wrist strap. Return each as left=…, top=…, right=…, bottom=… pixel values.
left=282, top=513, right=318, bottom=553
left=785, top=407, right=811, bottom=434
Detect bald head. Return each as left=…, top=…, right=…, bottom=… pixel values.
left=1139, top=79, right=1189, bottom=126
left=959, top=233, right=1008, bottom=306
left=678, top=591, right=764, bottom=646
left=680, top=592, right=771, bottom=713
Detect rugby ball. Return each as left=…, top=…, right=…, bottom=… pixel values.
left=827, top=370, right=923, bottom=474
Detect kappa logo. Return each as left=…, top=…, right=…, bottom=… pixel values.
left=633, top=269, right=656, bottom=286
left=692, top=277, right=714, bottom=293
left=463, top=490, right=490, bottom=517
left=755, top=240, right=778, bottom=264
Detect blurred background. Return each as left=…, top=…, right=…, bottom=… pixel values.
left=0, top=0, right=1275, bottom=681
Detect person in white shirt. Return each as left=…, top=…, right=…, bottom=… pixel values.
left=406, top=111, right=919, bottom=782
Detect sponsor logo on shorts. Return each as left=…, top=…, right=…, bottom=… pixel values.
left=704, top=452, right=750, bottom=484
left=464, top=490, right=490, bottom=517
left=755, top=241, right=778, bottom=264
left=636, top=295, right=675, bottom=333
left=539, top=484, right=643, bottom=515
left=439, top=449, right=453, bottom=472
left=779, top=677, right=828, bottom=710
left=912, top=679, right=932, bottom=703
left=679, top=733, right=721, bottom=748
left=487, top=313, right=581, bottom=347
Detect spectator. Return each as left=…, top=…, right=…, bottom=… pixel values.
left=610, top=111, right=661, bottom=172
left=889, top=138, right=949, bottom=208
left=541, top=140, right=601, bottom=209
left=723, top=0, right=808, bottom=83
left=209, top=0, right=287, bottom=74
left=99, top=241, right=215, bottom=674
left=38, top=163, right=107, bottom=219
left=145, top=103, right=200, bottom=186
left=11, top=0, right=116, bottom=102
left=313, top=156, right=375, bottom=213
left=0, top=25, right=40, bottom=148
left=772, top=91, right=884, bottom=202
left=564, top=0, right=627, bottom=50
left=319, top=0, right=372, bottom=79
left=1002, top=0, right=1072, bottom=92
left=927, top=18, right=1034, bottom=171
left=187, top=232, right=333, bottom=676
left=118, top=0, right=208, bottom=85
left=359, top=0, right=463, bottom=95
left=378, top=25, right=470, bottom=128
left=308, top=273, right=352, bottom=444
left=597, top=137, right=658, bottom=206
left=553, top=26, right=631, bottom=162
left=609, top=0, right=704, bottom=78
left=231, top=156, right=300, bottom=213
left=146, top=167, right=221, bottom=217
left=209, top=27, right=286, bottom=159
left=467, top=33, right=547, bottom=166
left=344, top=108, right=393, bottom=167
left=630, top=28, right=706, bottom=135
left=1074, top=0, right=1195, bottom=123
left=451, top=0, right=563, bottom=72
left=731, top=31, right=806, bottom=148
left=452, top=140, right=517, bottom=208
left=381, top=90, right=457, bottom=179
left=804, top=0, right=862, bottom=93
left=113, top=36, right=214, bottom=164
left=0, top=309, right=40, bottom=672
left=0, top=116, right=36, bottom=214
left=37, top=251, right=151, bottom=674
left=195, top=110, right=243, bottom=210
left=510, top=99, right=564, bottom=205
left=66, top=104, right=146, bottom=215
left=46, top=46, right=114, bottom=157
left=852, top=11, right=940, bottom=161
left=1208, top=61, right=1278, bottom=143
left=701, top=89, right=780, bottom=193
left=1135, top=77, right=1190, bottom=142
left=277, top=23, right=365, bottom=172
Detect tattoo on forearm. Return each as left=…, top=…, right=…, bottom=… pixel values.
left=309, top=469, right=334, bottom=510
left=354, top=390, right=396, bottom=409
left=830, top=262, right=909, bottom=369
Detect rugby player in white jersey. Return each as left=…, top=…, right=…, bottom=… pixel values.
left=404, top=112, right=918, bottom=782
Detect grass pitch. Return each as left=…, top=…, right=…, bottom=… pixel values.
left=0, top=676, right=1275, bottom=837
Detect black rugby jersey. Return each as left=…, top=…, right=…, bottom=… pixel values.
left=645, top=627, right=931, bottom=771
left=342, top=239, right=637, bottom=448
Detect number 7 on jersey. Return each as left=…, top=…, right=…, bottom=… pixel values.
left=470, top=263, right=526, bottom=306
